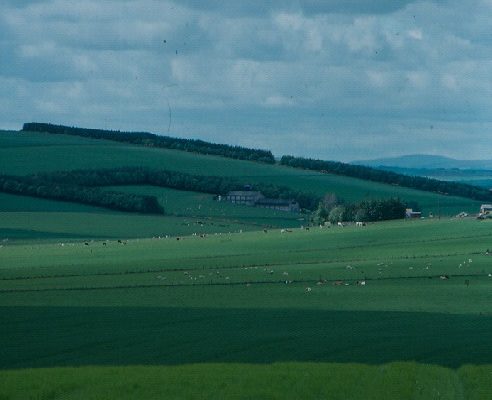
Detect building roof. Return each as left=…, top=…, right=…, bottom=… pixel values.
left=256, top=198, right=297, bottom=206
left=227, top=191, right=263, bottom=196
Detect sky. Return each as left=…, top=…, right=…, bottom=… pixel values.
left=1, top=0, right=491, bottom=161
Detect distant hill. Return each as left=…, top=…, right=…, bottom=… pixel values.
left=353, top=154, right=492, bottom=170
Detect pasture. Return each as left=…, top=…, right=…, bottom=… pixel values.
left=1, top=219, right=492, bottom=388
left=0, top=193, right=301, bottom=241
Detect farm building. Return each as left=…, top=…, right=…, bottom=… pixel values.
left=226, top=191, right=264, bottom=206
left=225, top=190, right=299, bottom=212
left=405, top=208, right=422, bottom=219
left=256, top=198, right=300, bottom=212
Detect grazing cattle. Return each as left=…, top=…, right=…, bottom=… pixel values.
left=263, top=229, right=268, bottom=233
left=305, top=287, right=312, bottom=292
left=84, top=242, right=89, bottom=246
left=337, top=222, right=344, bottom=227
left=465, top=279, right=470, bottom=287
left=440, top=275, right=449, bottom=280
left=333, top=280, right=344, bottom=286
left=102, top=242, right=107, bottom=246
left=356, top=222, right=365, bottom=227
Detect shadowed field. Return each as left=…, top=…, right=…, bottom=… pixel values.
left=1, top=306, right=492, bottom=370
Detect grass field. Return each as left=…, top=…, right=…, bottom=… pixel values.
left=1, top=219, right=492, bottom=397
left=2, top=128, right=482, bottom=240
left=1, top=130, right=492, bottom=398
left=2, top=363, right=492, bottom=400
left=0, top=186, right=303, bottom=241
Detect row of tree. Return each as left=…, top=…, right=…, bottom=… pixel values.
left=0, top=175, right=163, bottom=214
left=32, top=167, right=321, bottom=210
left=22, top=123, right=275, bottom=164
left=311, top=193, right=407, bottom=224
left=280, top=155, right=492, bottom=202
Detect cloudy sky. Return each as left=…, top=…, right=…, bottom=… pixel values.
left=1, top=0, right=491, bottom=161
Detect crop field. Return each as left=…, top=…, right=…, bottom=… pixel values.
left=1, top=218, right=492, bottom=398
left=0, top=130, right=482, bottom=216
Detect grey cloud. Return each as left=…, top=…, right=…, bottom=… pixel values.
left=0, top=0, right=491, bottom=160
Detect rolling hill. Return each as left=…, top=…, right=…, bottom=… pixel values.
left=0, top=128, right=484, bottom=241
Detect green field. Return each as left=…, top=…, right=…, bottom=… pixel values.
left=0, top=186, right=302, bottom=241
left=2, top=128, right=482, bottom=240
left=2, top=363, right=491, bottom=400
left=1, top=219, right=492, bottom=398
left=1, top=129, right=491, bottom=398
left=0, top=130, right=482, bottom=217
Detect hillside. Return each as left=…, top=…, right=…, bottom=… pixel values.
left=0, top=131, right=480, bottom=241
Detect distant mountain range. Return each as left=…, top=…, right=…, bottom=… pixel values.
left=352, top=155, right=492, bottom=170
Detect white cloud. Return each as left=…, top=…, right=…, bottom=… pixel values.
left=407, top=29, right=423, bottom=40
left=264, top=95, right=295, bottom=107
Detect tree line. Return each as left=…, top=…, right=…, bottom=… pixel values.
left=22, top=123, right=275, bottom=164
left=0, top=175, right=163, bottom=214
left=32, top=167, right=321, bottom=210
left=280, top=155, right=492, bottom=202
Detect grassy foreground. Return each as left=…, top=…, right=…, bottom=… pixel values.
left=1, top=363, right=491, bottom=400
left=1, top=219, right=492, bottom=398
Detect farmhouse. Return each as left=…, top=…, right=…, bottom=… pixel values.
left=226, top=190, right=264, bottom=206
left=225, top=189, right=299, bottom=212
left=405, top=208, right=421, bottom=219
left=256, top=198, right=300, bottom=212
